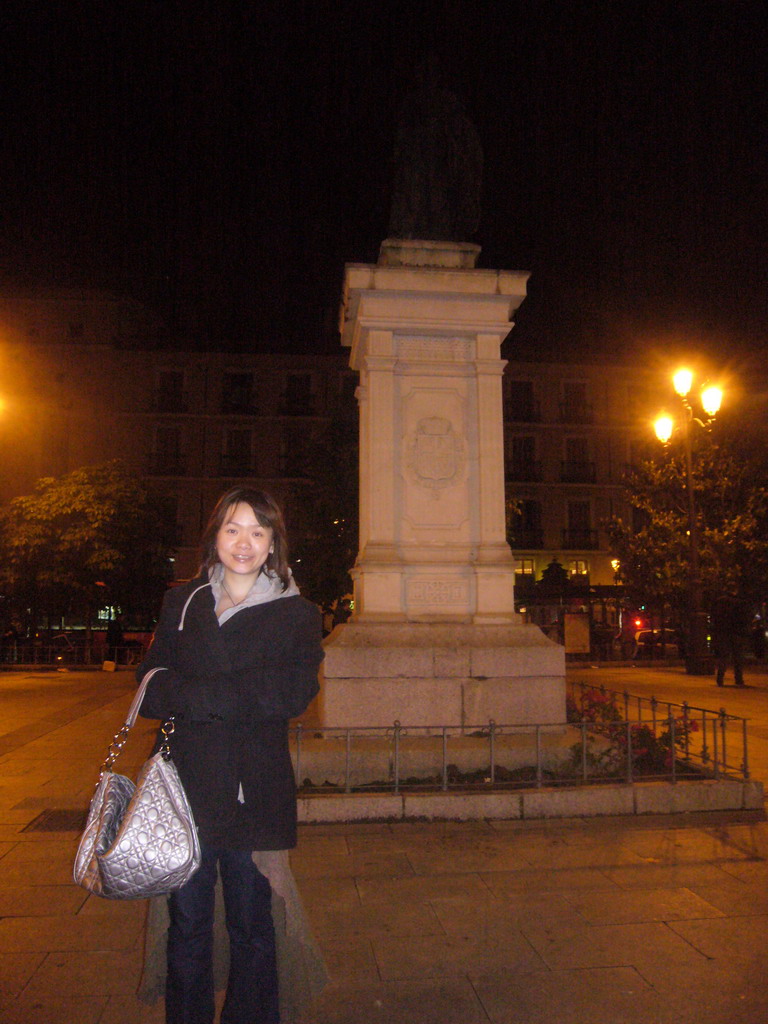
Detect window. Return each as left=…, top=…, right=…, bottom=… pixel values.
left=505, top=380, right=538, bottom=422
left=153, top=494, right=183, bottom=547
left=514, top=556, right=536, bottom=596
left=221, top=372, right=256, bottom=414
left=154, top=371, right=185, bottom=413
left=281, top=373, right=314, bottom=415
left=156, top=425, right=180, bottom=455
left=564, top=501, right=596, bottom=548
left=506, top=436, right=539, bottom=481
left=150, top=426, right=184, bottom=475
left=560, top=381, right=592, bottom=423
left=339, top=373, right=358, bottom=403
left=562, top=437, right=594, bottom=482
left=508, top=499, right=543, bottom=549
left=569, top=559, right=589, bottom=577
left=566, top=437, right=588, bottom=463
left=220, top=428, right=254, bottom=476
left=280, top=424, right=309, bottom=477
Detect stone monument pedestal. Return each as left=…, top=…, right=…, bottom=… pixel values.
left=322, top=621, right=564, bottom=728
left=322, top=239, right=565, bottom=728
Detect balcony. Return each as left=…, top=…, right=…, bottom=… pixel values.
left=151, top=391, right=188, bottom=414
left=558, top=402, right=593, bottom=424
left=504, top=399, right=541, bottom=423
left=146, top=453, right=186, bottom=477
left=278, top=394, right=317, bottom=417
left=509, top=529, right=544, bottom=549
left=560, top=461, right=596, bottom=483
left=217, top=455, right=257, bottom=478
left=562, top=528, right=599, bottom=550
left=220, top=397, right=258, bottom=416
left=505, top=460, right=542, bottom=483
left=279, top=455, right=309, bottom=478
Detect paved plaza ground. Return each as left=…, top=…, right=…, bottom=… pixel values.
left=1, top=663, right=767, bottom=1023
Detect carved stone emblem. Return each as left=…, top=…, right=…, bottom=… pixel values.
left=407, top=416, right=464, bottom=493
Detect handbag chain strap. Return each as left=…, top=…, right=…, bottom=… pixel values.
left=98, top=667, right=174, bottom=778
left=158, top=716, right=176, bottom=761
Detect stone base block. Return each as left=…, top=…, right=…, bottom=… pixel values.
left=296, top=779, right=764, bottom=824
left=297, top=793, right=403, bottom=823
left=633, top=779, right=764, bottom=814
left=522, top=784, right=635, bottom=819
left=321, top=621, right=565, bottom=728
left=403, top=792, right=522, bottom=821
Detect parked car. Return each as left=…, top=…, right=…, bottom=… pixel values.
left=632, top=628, right=680, bottom=659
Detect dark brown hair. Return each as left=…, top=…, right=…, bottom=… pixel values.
left=199, top=487, right=290, bottom=590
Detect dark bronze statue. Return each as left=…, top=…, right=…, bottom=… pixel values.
left=388, top=61, right=483, bottom=243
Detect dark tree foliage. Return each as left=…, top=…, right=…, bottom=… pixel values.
left=290, top=393, right=359, bottom=611
left=606, top=421, right=768, bottom=616
left=0, top=461, right=174, bottom=633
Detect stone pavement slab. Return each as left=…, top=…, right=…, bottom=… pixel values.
left=668, top=914, right=768, bottom=959
left=636, top=956, right=768, bottom=1024
left=21, top=948, right=143, bottom=998
left=479, top=865, right=619, bottom=894
left=0, top=882, right=87, bottom=917
left=471, top=965, right=664, bottom=1024
left=1, top=993, right=109, bottom=1024
left=565, top=886, right=726, bottom=925
left=521, top=917, right=710, bottom=971
left=310, top=976, right=490, bottom=1024
left=306, top=898, right=444, bottom=943
left=370, top=925, right=547, bottom=980
left=687, top=878, right=768, bottom=916
left=0, top=951, right=45, bottom=1000
left=429, top=891, right=585, bottom=933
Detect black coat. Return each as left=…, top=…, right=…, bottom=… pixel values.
left=137, top=576, right=323, bottom=850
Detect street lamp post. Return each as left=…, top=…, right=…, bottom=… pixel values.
left=654, top=369, right=722, bottom=676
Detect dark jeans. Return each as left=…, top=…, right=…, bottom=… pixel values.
left=166, top=842, right=280, bottom=1024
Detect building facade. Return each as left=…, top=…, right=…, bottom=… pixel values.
left=0, top=289, right=357, bottom=580
left=502, top=359, right=659, bottom=592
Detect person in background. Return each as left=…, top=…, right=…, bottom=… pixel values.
left=750, top=617, right=767, bottom=661
left=106, top=616, right=124, bottom=662
left=710, top=588, right=751, bottom=687
left=136, top=487, right=325, bottom=1024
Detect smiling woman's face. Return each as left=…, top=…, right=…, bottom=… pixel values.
left=215, top=502, right=274, bottom=582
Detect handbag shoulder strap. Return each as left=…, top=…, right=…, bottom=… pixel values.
left=125, top=667, right=168, bottom=729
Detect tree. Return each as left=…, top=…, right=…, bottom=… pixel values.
left=0, top=461, right=174, bottom=634
left=606, top=423, right=768, bottom=620
left=289, top=393, right=359, bottom=610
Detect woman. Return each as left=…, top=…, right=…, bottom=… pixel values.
left=137, top=487, right=325, bottom=1024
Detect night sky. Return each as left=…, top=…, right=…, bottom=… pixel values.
left=2, top=1, right=766, bottom=363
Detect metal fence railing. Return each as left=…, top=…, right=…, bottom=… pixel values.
left=291, top=689, right=750, bottom=796
left=0, top=641, right=146, bottom=668
left=567, top=680, right=749, bottom=783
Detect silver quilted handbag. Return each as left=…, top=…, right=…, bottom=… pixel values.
left=73, top=668, right=201, bottom=899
